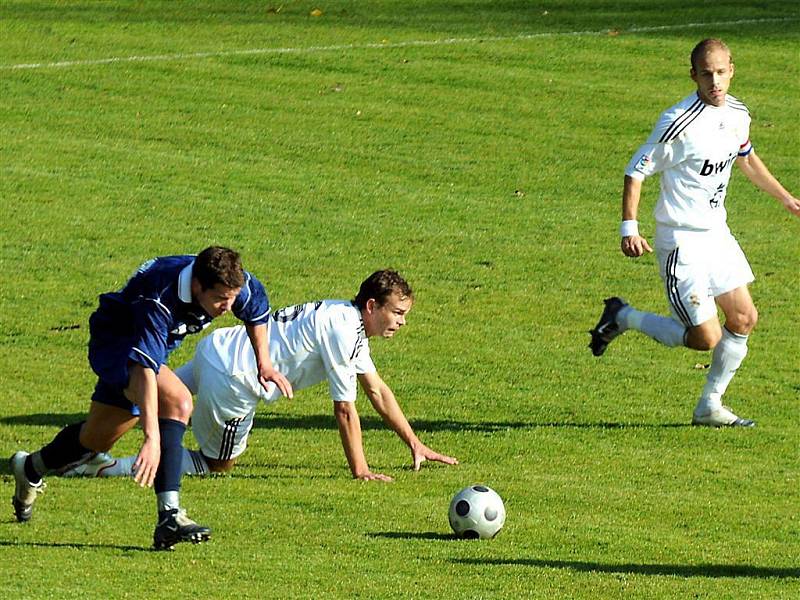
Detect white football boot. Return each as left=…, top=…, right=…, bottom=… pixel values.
left=692, top=405, right=755, bottom=427
left=58, top=452, right=117, bottom=477
left=10, top=451, right=46, bottom=523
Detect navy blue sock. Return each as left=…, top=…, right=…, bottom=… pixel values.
left=31, top=421, right=92, bottom=481
left=154, top=418, right=187, bottom=495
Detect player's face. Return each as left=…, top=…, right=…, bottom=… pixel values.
left=691, top=48, right=734, bottom=107
left=364, top=292, right=413, bottom=338
left=193, top=281, right=241, bottom=318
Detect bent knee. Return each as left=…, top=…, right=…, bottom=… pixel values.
left=726, top=307, right=758, bottom=335
left=206, top=457, right=236, bottom=473
left=686, top=324, right=722, bottom=351
left=159, top=393, right=194, bottom=422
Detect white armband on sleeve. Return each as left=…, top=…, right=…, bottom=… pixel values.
left=620, top=220, right=639, bottom=238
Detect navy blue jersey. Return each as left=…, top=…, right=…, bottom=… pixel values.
left=88, top=255, right=270, bottom=388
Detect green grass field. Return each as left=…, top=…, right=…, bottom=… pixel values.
left=1, top=1, right=798, bottom=598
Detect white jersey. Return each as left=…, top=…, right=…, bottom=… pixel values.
left=625, top=92, right=752, bottom=247
left=195, top=300, right=375, bottom=403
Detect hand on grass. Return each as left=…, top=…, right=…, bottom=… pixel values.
left=355, top=471, right=394, bottom=482
left=411, top=445, right=459, bottom=471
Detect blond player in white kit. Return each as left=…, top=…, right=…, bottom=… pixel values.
left=589, top=39, right=800, bottom=427
left=64, top=270, right=457, bottom=481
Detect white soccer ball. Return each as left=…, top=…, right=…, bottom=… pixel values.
left=448, top=484, right=506, bottom=539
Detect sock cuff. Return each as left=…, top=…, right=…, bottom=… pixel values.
left=722, top=326, right=749, bottom=343
left=158, top=418, right=187, bottom=434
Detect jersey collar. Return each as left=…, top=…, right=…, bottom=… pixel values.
left=352, top=302, right=368, bottom=340
left=178, top=261, right=194, bottom=303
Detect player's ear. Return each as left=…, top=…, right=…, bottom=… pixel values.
left=365, top=298, right=376, bottom=313
left=190, top=277, right=201, bottom=297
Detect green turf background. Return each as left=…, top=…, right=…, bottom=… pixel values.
left=1, top=2, right=798, bottom=598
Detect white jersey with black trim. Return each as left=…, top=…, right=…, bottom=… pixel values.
left=625, top=92, right=752, bottom=247
left=196, top=300, right=375, bottom=403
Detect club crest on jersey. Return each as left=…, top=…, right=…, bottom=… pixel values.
left=709, top=183, right=726, bottom=208
left=635, top=154, right=652, bottom=172
left=171, top=320, right=209, bottom=336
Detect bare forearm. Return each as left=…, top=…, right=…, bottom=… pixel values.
left=246, top=323, right=273, bottom=370
left=129, top=365, right=159, bottom=441
left=334, top=403, right=369, bottom=477
left=368, top=386, right=420, bottom=450
left=622, top=175, right=643, bottom=221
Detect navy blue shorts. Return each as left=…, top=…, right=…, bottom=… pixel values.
left=88, top=320, right=141, bottom=417
left=91, top=379, right=140, bottom=417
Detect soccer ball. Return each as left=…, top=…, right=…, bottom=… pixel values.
left=448, top=485, right=506, bottom=539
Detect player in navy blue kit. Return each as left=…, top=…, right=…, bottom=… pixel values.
left=10, top=246, right=292, bottom=550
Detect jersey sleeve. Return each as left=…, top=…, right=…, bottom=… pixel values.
left=232, top=272, right=271, bottom=325
left=128, top=297, right=173, bottom=372
left=738, top=114, right=753, bottom=156
left=319, top=317, right=366, bottom=402
left=625, top=108, right=691, bottom=180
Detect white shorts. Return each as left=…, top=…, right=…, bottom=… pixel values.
left=656, top=233, right=754, bottom=327
left=184, top=354, right=260, bottom=461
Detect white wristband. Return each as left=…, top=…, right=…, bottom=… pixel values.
left=620, top=220, right=639, bottom=237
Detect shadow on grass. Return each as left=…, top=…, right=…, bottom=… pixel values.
left=0, top=413, right=86, bottom=427
left=0, top=539, right=149, bottom=552
left=252, top=415, right=692, bottom=433
left=0, top=412, right=691, bottom=433
left=452, top=557, right=800, bottom=579
left=367, top=531, right=458, bottom=541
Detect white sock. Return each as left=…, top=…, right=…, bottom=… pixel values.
left=618, top=306, right=686, bottom=347
left=695, top=328, right=749, bottom=414
left=182, top=449, right=210, bottom=476
left=100, top=449, right=209, bottom=477
left=96, top=455, right=137, bottom=477
left=157, top=491, right=180, bottom=514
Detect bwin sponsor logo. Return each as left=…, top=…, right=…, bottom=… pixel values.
left=699, top=152, right=737, bottom=176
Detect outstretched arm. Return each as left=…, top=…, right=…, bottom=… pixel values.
left=737, top=150, right=800, bottom=217
left=357, top=372, right=458, bottom=471
left=333, top=400, right=392, bottom=482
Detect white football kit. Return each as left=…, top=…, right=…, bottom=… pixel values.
left=625, top=92, right=755, bottom=326
left=176, top=300, right=376, bottom=460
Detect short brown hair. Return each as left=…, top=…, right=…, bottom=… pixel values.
left=193, top=246, right=245, bottom=290
left=353, top=269, right=413, bottom=310
left=690, top=38, right=731, bottom=71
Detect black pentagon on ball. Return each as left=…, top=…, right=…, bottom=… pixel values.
left=473, top=485, right=490, bottom=493
left=455, top=500, right=471, bottom=517
left=463, top=529, right=480, bottom=540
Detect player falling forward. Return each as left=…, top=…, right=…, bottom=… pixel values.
left=589, top=39, right=800, bottom=426
left=63, top=270, right=457, bottom=481
left=10, top=247, right=292, bottom=550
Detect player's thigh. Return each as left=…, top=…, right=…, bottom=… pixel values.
left=155, top=364, right=194, bottom=423
left=80, top=401, right=139, bottom=452
left=657, top=245, right=717, bottom=328
left=190, top=368, right=256, bottom=462
left=707, top=235, right=755, bottom=300
left=715, top=285, right=757, bottom=334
